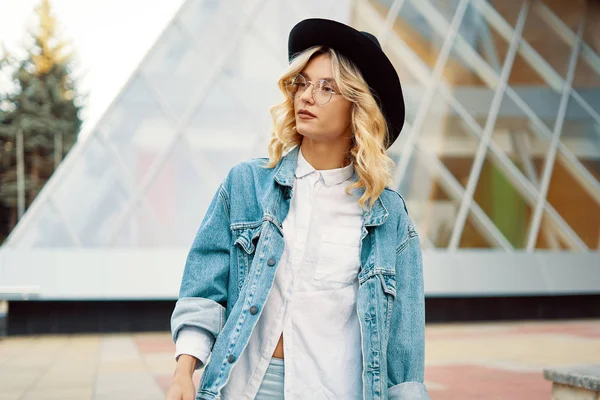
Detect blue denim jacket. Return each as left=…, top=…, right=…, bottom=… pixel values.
left=171, top=146, right=429, bottom=400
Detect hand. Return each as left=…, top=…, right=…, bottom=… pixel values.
left=166, top=374, right=196, bottom=400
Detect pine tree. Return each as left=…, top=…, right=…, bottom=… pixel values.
left=0, top=0, right=82, bottom=243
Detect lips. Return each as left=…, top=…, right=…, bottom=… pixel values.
left=298, top=109, right=316, bottom=118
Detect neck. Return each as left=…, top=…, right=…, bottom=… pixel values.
left=300, top=137, right=352, bottom=170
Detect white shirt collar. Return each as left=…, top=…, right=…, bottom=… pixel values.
left=295, top=146, right=355, bottom=187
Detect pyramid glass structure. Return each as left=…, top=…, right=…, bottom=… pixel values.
left=5, top=0, right=600, bottom=254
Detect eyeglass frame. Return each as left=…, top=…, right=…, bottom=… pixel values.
left=285, top=74, right=342, bottom=105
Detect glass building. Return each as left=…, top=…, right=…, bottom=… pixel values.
left=2, top=0, right=599, bottom=299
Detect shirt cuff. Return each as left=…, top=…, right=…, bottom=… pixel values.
left=175, top=326, right=215, bottom=370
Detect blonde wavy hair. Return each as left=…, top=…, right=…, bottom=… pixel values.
left=263, top=46, right=396, bottom=210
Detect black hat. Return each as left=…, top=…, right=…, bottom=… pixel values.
left=288, top=18, right=405, bottom=149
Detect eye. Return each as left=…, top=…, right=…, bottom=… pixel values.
left=320, top=82, right=335, bottom=93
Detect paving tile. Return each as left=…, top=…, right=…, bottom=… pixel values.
left=0, top=390, right=26, bottom=400
left=424, top=364, right=552, bottom=400
left=134, top=333, right=176, bottom=354
left=155, top=372, right=203, bottom=395
left=98, top=335, right=140, bottom=361
left=0, top=369, right=44, bottom=390
left=94, top=372, right=164, bottom=400
left=142, top=352, right=178, bottom=375
left=19, top=387, right=93, bottom=400
left=425, top=335, right=600, bottom=367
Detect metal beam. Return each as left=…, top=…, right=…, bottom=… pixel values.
left=449, top=1, right=529, bottom=250
left=393, top=0, right=470, bottom=190
left=378, top=0, right=407, bottom=48
left=527, top=20, right=584, bottom=251
left=415, top=147, right=514, bottom=250
left=476, top=10, right=502, bottom=72
left=534, top=2, right=600, bottom=83
left=509, top=130, right=560, bottom=249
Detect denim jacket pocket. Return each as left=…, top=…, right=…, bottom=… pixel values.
left=233, top=224, right=262, bottom=289
left=377, top=271, right=397, bottom=300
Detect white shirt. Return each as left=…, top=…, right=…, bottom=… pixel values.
left=177, top=147, right=364, bottom=399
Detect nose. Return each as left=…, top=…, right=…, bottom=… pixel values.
left=298, top=82, right=315, bottom=104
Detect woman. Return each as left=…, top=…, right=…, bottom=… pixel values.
left=167, top=18, right=428, bottom=400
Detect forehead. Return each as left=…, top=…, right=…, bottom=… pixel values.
left=301, top=54, right=333, bottom=79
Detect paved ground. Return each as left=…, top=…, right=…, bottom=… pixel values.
left=0, top=319, right=599, bottom=399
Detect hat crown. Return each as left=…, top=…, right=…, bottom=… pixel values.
left=360, top=31, right=382, bottom=49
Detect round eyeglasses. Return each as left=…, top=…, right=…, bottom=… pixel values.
left=285, top=74, right=340, bottom=105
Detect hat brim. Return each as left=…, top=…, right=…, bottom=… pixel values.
left=288, top=18, right=405, bottom=148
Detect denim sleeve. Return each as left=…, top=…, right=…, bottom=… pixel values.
left=171, top=181, right=231, bottom=350
left=387, top=229, right=429, bottom=400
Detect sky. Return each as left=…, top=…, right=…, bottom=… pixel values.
left=0, top=0, right=186, bottom=135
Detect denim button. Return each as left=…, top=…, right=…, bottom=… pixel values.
left=227, top=354, right=235, bottom=363
left=267, top=258, right=276, bottom=266
left=249, top=306, right=258, bottom=315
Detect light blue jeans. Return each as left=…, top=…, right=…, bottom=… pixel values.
left=254, top=357, right=285, bottom=400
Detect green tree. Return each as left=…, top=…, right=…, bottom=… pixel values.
left=0, top=0, right=82, bottom=243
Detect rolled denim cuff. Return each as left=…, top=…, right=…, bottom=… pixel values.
left=388, top=381, right=430, bottom=400
left=171, top=297, right=225, bottom=341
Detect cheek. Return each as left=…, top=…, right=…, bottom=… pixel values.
left=328, top=103, right=352, bottom=130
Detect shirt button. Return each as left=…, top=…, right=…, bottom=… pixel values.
left=227, top=354, right=235, bottom=363
left=267, top=258, right=276, bottom=266
left=249, top=306, right=258, bottom=315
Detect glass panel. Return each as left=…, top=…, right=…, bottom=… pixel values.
left=487, top=0, right=526, bottom=28
left=490, top=93, right=551, bottom=188
left=417, top=90, right=478, bottom=185
left=582, top=3, right=600, bottom=55
left=400, top=149, right=461, bottom=248
left=51, top=136, right=131, bottom=246
left=113, top=204, right=170, bottom=248
left=570, top=45, right=600, bottom=115
left=459, top=213, right=498, bottom=249
left=245, top=0, right=290, bottom=63
left=540, top=0, right=586, bottom=34
left=142, top=22, right=212, bottom=122
left=519, top=3, right=575, bottom=80
left=17, top=201, right=75, bottom=247
left=142, top=139, right=213, bottom=246
left=366, top=0, right=451, bottom=72
left=223, top=28, right=285, bottom=117
left=545, top=93, right=600, bottom=251
left=472, top=149, right=532, bottom=248
left=559, top=94, right=600, bottom=187
left=185, top=76, right=259, bottom=146
left=542, top=156, right=599, bottom=249
left=441, top=2, right=492, bottom=87
left=178, top=0, right=242, bottom=60
left=98, top=75, right=176, bottom=183
left=534, top=213, right=570, bottom=250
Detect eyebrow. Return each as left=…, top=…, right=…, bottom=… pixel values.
left=301, top=72, right=335, bottom=82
